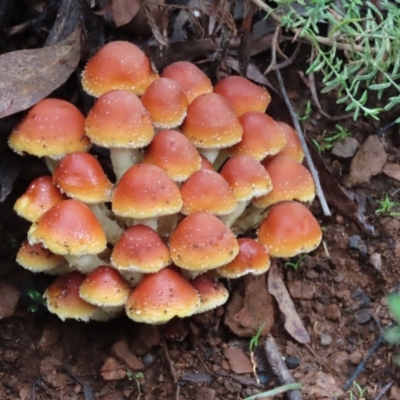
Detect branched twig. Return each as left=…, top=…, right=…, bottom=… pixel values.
left=275, top=69, right=331, bottom=217
left=342, top=323, right=395, bottom=391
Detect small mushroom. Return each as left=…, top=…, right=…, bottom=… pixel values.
left=14, top=176, right=66, bottom=222
left=125, top=267, right=200, bottom=324
left=44, top=271, right=108, bottom=321
left=85, top=89, right=154, bottom=180
left=53, top=152, right=123, bottom=244
left=180, top=169, right=237, bottom=216
left=112, top=163, right=182, bottom=231
left=141, top=77, right=188, bottom=129
left=217, top=238, right=271, bottom=279
left=142, top=129, right=202, bottom=182
left=181, top=93, right=243, bottom=163
left=257, top=201, right=322, bottom=258
left=161, top=61, right=213, bottom=104
left=79, top=266, right=131, bottom=314
left=28, top=199, right=107, bottom=272
left=190, top=275, right=229, bottom=314
left=169, top=212, right=239, bottom=272
left=81, top=41, right=158, bottom=97
left=214, top=76, right=271, bottom=117
left=8, top=98, right=90, bottom=171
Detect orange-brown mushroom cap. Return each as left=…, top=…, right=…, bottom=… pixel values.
left=181, top=93, right=243, bottom=149
left=81, top=41, right=158, bottom=97
left=253, top=155, right=315, bottom=209
left=220, top=155, right=272, bottom=202
left=112, top=164, right=182, bottom=218
left=28, top=199, right=107, bottom=256
left=111, top=224, right=171, bottom=273
left=79, top=266, right=131, bottom=307
left=141, top=78, right=188, bottom=129
left=229, top=112, right=287, bottom=160
left=14, top=176, right=66, bottom=222
left=161, top=61, right=213, bottom=104
left=190, top=275, right=229, bottom=314
left=180, top=169, right=237, bottom=216
left=53, top=152, right=113, bottom=203
left=84, top=89, right=154, bottom=149
left=169, top=212, right=239, bottom=271
left=258, top=201, right=322, bottom=258
left=125, top=267, right=200, bottom=324
left=8, top=98, right=90, bottom=159
left=16, top=241, right=65, bottom=273
left=142, top=129, right=202, bottom=182
left=214, top=76, right=271, bottom=117
left=275, top=121, right=305, bottom=162
left=44, top=271, right=104, bottom=321
left=217, top=238, right=270, bottom=278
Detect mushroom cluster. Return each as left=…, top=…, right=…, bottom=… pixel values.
left=9, top=41, right=322, bottom=324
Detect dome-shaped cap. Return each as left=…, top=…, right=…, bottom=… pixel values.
left=111, top=224, right=171, bottom=273
left=112, top=164, right=182, bottom=219
left=258, top=202, right=322, bottom=258
left=14, top=176, right=66, bottom=222
left=214, top=76, right=271, bottom=116
left=181, top=93, right=243, bottom=149
left=8, top=98, right=90, bottom=159
left=53, top=152, right=113, bottom=203
left=81, top=41, right=158, bottom=97
left=125, top=267, right=200, bottom=324
left=161, top=61, right=213, bottom=103
left=28, top=199, right=107, bottom=256
left=169, top=212, right=239, bottom=271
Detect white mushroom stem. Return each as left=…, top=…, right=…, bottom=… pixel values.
left=199, top=148, right=219, bottom=164
left=110, top=148, right=143, bottom=181
left=131, top=217, right=158, bottom=232
left=44, top=157, right=60, bottom=174
left=212, top=149, right=230, bottom=171
left=220, top=200, right=251, bottom=228
left=119, top=271, right=144, bottom=288
left=231, top=204, right=268, bottom=234
left=64, top=254, right=105, bottom=274
left=88, top=204, right=124, bottom=245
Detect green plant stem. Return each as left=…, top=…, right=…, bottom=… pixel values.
left=251, top=0, right=367, bottom=52
left=242, top=383, right=302, bottom=400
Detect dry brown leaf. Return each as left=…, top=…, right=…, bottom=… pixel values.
left=0, top=282, right=20, bottom=319
left=111, top=0, right=140, bottom=27
left=268, top=262, right=311, bottom=344
left=0, top=28, right=80, bottom=118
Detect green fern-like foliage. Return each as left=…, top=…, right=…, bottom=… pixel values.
left=266, top=0, right=400, bottom=120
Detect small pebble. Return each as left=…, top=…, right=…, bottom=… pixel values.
left=142, top=352, right=157, bottom=368
left=306, top=269, right=319, bottom=279
left=369, top=253, right=382, bottom=271
left=350, top=350, right=363, bottom=365
left=334, top=274, right=345, bottom=283
left=320, top=333, right=333, bottom=346
left=285, top=356, right=300, bottom=369
left=257, top=372, right=269, bottom=384
left=348, top=235, right=367, bottom=257
left=355, top=308, right=371, bottom=324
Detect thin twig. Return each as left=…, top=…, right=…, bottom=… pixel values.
left=263, top=335, right=303, bottom=400
left=374, top=380, right=394, bottom=400
left=342, top=323, right=395, bottom=391
left=275, top=69, right=331, bottom=216
left=162, top=337, right=178, bottom=383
